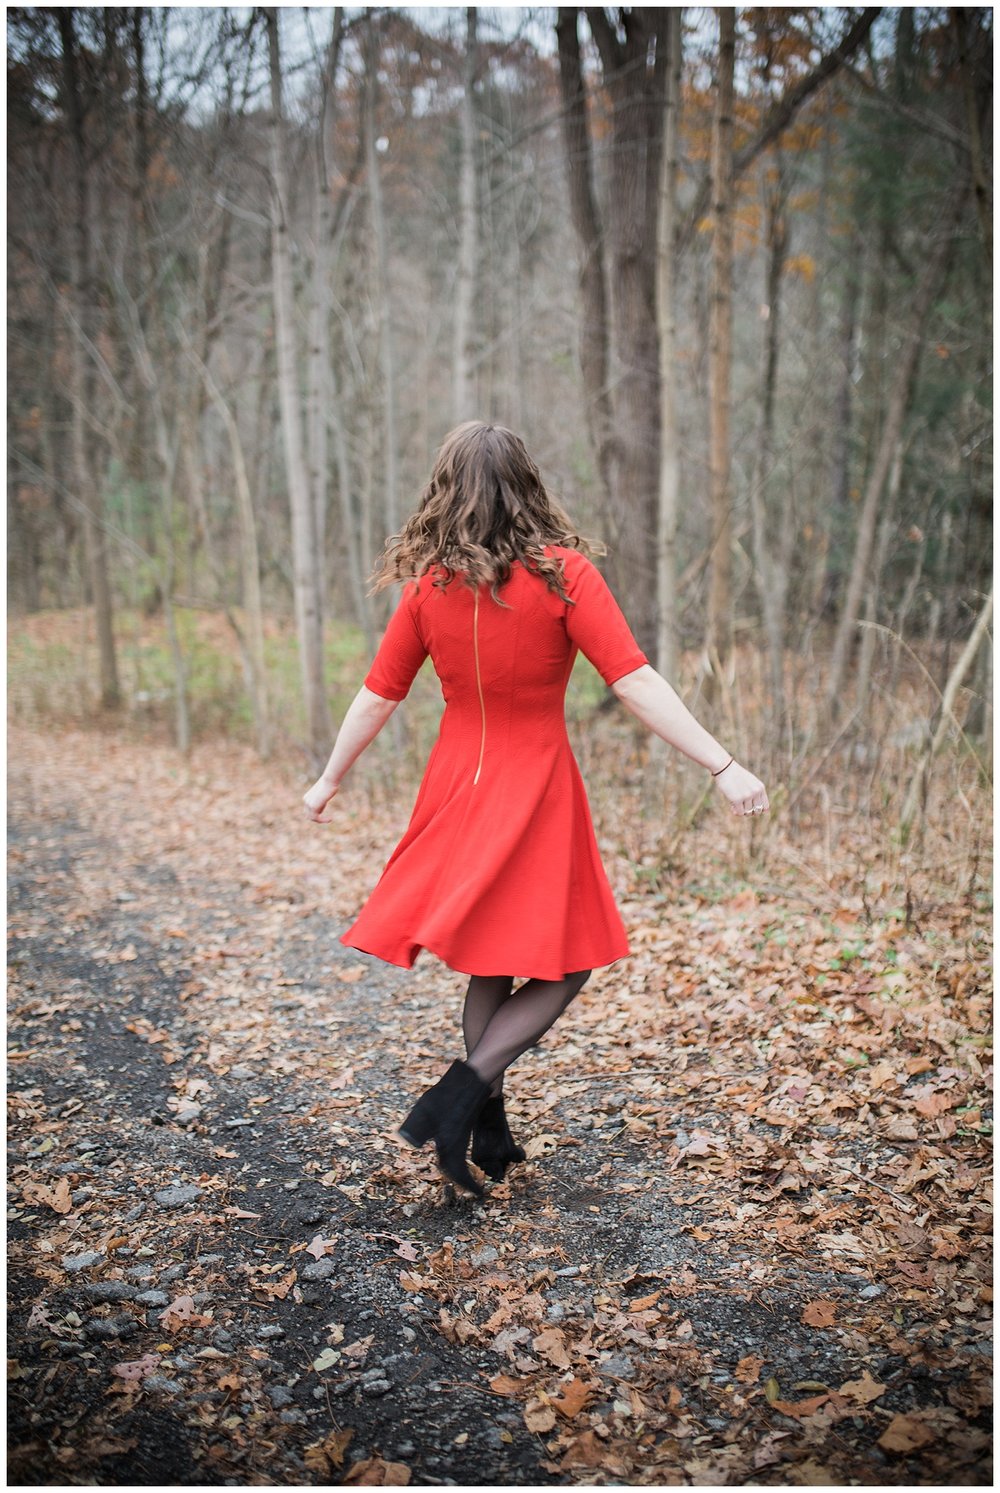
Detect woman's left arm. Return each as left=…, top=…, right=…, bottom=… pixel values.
left=302, top=685, right=400, bottom=822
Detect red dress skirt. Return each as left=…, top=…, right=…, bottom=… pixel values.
left=339, top=545, right=647, bottom=980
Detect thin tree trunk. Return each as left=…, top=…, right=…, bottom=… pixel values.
left=57, top=8, right=119, bottom=708
left=194, top=351, right=271, bottom=758
left=748, top=153, right=790, bottom=733
left=365, top=16, right=400, bottom=540
left=825, top=194, right=963, bottom=716
left=556, top=9, right=615, bottom=509
left=266, top=7, right=332, bottom=768
left=655, top=7, right=682, bottom=686
left=704, top=8, right=736, bottom=697
left=452, top=7, right=478, bottom=423
left=813, top=223, right=863, bottom=617
left=900, top=584, right=993, bottom=835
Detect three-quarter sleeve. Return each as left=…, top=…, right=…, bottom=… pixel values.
left=560, top=550, right=648, bottom=686
left=364, top=583, right=429, bottom=701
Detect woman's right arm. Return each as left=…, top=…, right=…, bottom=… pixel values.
left=611, top=664, right=768, bottom=816
left=302, top=686, right=400, bottom=822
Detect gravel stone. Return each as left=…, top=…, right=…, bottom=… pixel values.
left=124, top=1265, right=155, bottom=1281
left=363, top=1379, right=392, bottom=1397
left=136, top=1290, right=171, bottom=1307
left=143, top=1375, right=183, bottom=1394
left=470, top=1246, right=499, bottom=1267
left=268, top=1386, right=295, bottom=1408
left=301, top=1258, right=337, bottom=1281
left=62, top=1252, right=103, bottom=1273
left=154, top=1184, right=202, bottom=1208
left=257, top=1325, right=285, bottom=1340
left=160, top=1264, right=188, bottom=1282
left=859, top=1284, right=884, bottom=1299
left=81, top=1282, right=139, bottom=1303
left=84, top=1317, right=139, bottom=1342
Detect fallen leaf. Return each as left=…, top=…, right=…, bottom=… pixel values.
left=878, top=1413, right=936, bottom=1452
left=771, top=1393, right=830, bottom=1418
left=532, top=1327, right=571, bottom=1369
left=303, top=1427, right=354, bottom=1474
left=839, top=1370, right=887, bottom=1406
left=801, top=1299, right=838, bottom=1328
left=312, top=1347, right=341, bottom=1372
left=551, top=1376, right=593, bottom=1418
left=735, top=1354, right=764, bottom=1384
left=524, top=1398, right=556, bottom=1433
left=306, top=1234, right=338, bottom=1261
left=343, top=1456, right=411, bottom=1484
left=489, top=1373, right=522, bottom=1396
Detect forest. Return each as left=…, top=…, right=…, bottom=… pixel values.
left=6, top=7, right=993, bottom=1487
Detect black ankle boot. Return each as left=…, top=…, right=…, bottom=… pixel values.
left=471, top=1093, right=527, bottom=1181
left=398, top=1059, right=492, bottom=1198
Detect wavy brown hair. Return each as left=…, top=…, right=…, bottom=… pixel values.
left=370, top=421, right=603, bottom=604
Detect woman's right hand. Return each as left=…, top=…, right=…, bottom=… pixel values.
left=712, top=760, right=769, bottom=818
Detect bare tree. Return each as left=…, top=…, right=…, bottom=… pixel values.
left=57, top=8, right=120, bottom=708
left=703, top=8, right=736, bottom=700
left=453, top=7, right=479, bottom=422
left=266, top=7, right=332, bottom=769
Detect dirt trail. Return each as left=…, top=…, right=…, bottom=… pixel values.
left=7, top=725, right=991, bottom=1485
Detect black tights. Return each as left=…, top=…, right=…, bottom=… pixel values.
left=462, top=970, right=591, bottom=1093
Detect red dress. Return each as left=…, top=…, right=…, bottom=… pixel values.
left=339, top=546, right=647, bottom=980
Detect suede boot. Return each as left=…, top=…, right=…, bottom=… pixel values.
left=398, top=1059, right=492, bottom=1198
left=471, top=1093, right=526, bottom=1181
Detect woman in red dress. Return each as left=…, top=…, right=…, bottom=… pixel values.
left=303, top=422, right=768, bottom=1198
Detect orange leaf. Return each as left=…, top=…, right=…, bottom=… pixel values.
left=801, top=1299, right=838, bottom=1328
left=838, top=1371, right=886, bottom=1406
left=551, top=1376, right=593, bottom=1418
left=735, top=1353, right=764, bottom=1384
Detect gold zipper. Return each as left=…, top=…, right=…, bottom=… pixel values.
left=472, top=588, right=486, bottom=784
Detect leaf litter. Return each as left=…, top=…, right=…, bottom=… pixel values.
left=6, top=722, right=991, bottom=1485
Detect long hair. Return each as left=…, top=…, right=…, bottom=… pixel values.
left=369, top=420, right=603, bottom=604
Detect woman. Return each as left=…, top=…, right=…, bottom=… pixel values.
left=303, top=421, right=768, bottom=1198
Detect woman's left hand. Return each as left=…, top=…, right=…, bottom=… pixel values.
left=303, top=776, right=338, bottom=823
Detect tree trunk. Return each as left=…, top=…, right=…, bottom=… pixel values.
left=900, top=584, right=993, bottom=836
left=704, top=8, right=736, bottom=698
left=365, top=16, right=400, bottom=540
left=57, top=8, right=120, bottom=709
left=195, top=351, right=271, bottom=758
left=555, top=9, right=615, bottom=509
left=748, top=152, right=791, bottom=735
left=452, top=7, right=478, bottom=423
left=581, top=6, right=666, bottom=651
left=825, top=193, right=963, bottom=717
left=812, top=223, right=863, bottom=617
left=266, top=7, right=332, bottom=768
left=655, top=8, right=683, bottom=687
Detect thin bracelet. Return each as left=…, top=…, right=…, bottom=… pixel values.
left=711, top=756, right=735, bottom=777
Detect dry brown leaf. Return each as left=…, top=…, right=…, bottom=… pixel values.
left=551, top=1376, right=594, bottom=1418
left=532, top=1327, right=571, bottom=1369
left=838, top=1370, right=886, bottom=1406
left=524, top=1398, right=556, bottom=1433
left=304, top=1428, right=354, bottom=1474
left=627, top=1290, right=661, bottom=1313
left=877, top=1413, right=936, bottom=1452
left=342, top=1455, right=411, bottom=1484
left=771, top=1393, right=830, bottom=1418
left=489, top=1373, right=523, bottom=1397
left=801, top=1298, right=838, bottom=1328
left=735, top=1354, right=765, bottom=1383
